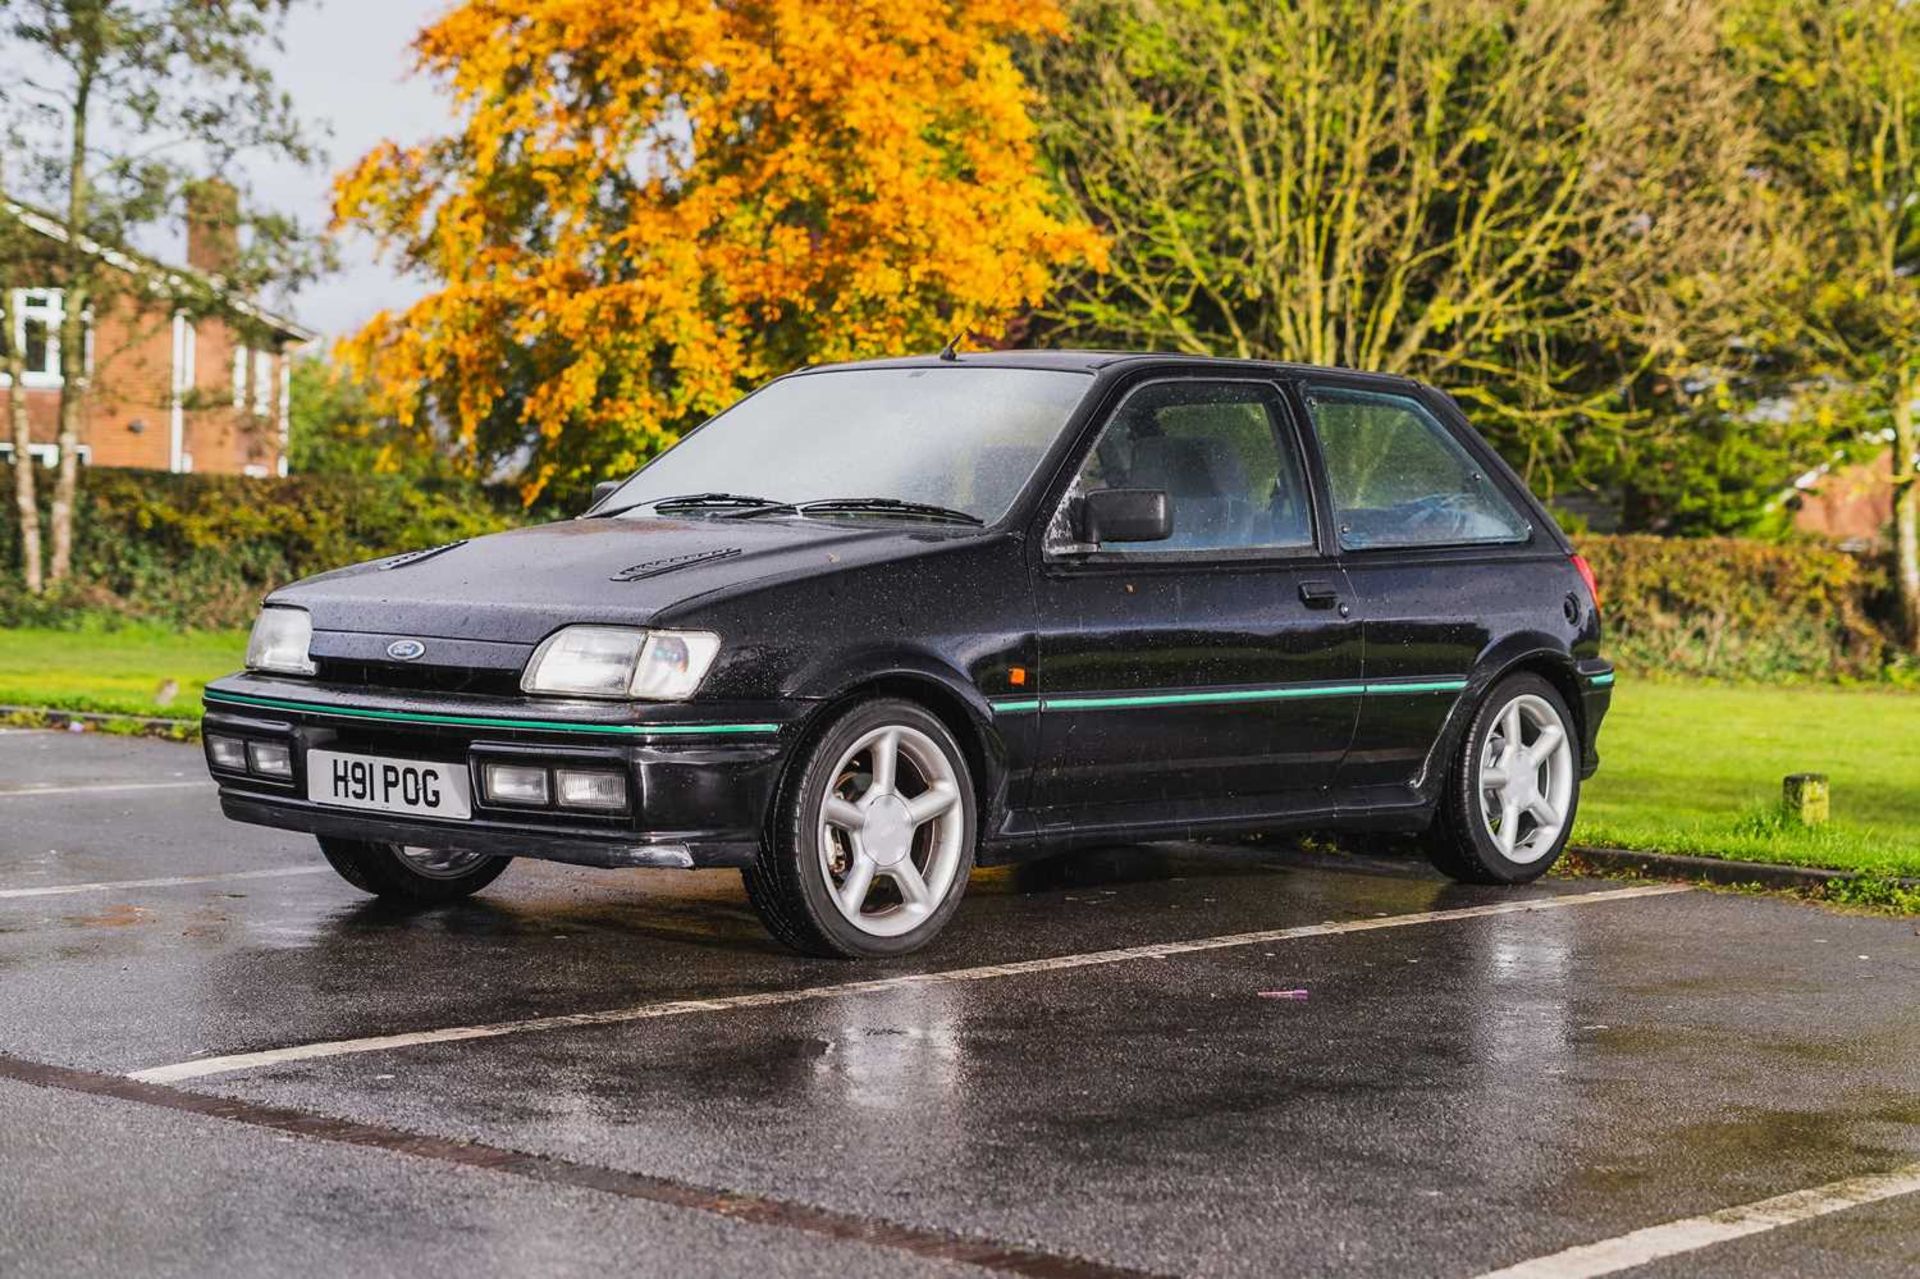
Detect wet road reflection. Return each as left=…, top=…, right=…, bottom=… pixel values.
left=3, top=731, right=1918, bottom=1276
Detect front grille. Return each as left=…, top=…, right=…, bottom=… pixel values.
left=313, top=659, right=523, bottom=698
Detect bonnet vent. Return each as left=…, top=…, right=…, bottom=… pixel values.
left=611, top=547, right=743, bottom=582
left=378, top=540, right=468, bottom=571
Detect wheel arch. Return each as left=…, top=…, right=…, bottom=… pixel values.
left=1414, top=634, right=1586, bottom=797
left=778, top=664, right=1013, bottom=849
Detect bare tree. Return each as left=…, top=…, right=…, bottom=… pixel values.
left=1, top=0, right=321, bottom=582
left=0, top=116, right=45, bottom=591
left=0, top=281, right=45, bottom=594
left=1030, top=0, right=1789, bottom=497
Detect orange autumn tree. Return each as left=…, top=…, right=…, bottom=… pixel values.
left=335, top=0, right=1102, bottom=501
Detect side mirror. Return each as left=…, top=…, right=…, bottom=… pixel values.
left=588, top=480, right=620, bottom=513
left=1077, top=488, right=1172, bottom=545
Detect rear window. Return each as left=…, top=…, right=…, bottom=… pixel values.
left=1305, top=388, right=1530, bottom=551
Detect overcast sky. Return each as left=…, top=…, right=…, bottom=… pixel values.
left=242, top=0, right=456, bottom=343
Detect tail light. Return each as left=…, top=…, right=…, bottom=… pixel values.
left=1571, top=554, right=1601, bottom=610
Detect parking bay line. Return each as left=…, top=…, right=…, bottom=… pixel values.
left=1474, top=1161, right=1920, bottom=1278
left=0, top=780, right=211, bottom=800
left=0, top=866, right=331, bottom=900
left=0, top=1052, right=1165, bottom=1279
left=130, top=883, right=1688, bottom=1084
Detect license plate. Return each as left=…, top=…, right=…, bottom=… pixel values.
left=307, top=749, right=472, bottom=820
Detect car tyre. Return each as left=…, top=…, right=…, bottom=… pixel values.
left=1424, top=673, right=1580, bottom=885
left=744, top=698, right=976, bottom=958
left=317, top=836, right=512, bottom=905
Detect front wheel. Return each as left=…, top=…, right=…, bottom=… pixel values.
left=744, top=699, right=976, bottom=958
left=1423, top=674, right=1580, bottom=884
left=317, top=836, right=512, bottom=905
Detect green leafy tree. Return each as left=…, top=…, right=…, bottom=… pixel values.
left=0, top=0, right=326, bottom=582
left=1028, top=0, right=1795, bottom=513
left=1733, top=0, right=1920, bottom=646
left=286, top=355, right=466, bottom=482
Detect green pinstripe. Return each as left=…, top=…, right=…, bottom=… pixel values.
left=988, top=677, right=1467, bottom=715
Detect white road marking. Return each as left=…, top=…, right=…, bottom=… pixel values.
left=129, top=883, right=1687, bottom=1084
left=1475, top=1161, right=1920, bottom=1278
left=0, top=866, right=330, bottom=900
left=0, top=780, right=210, bottom=799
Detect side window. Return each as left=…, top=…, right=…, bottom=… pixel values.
left=1306, top=388, right=1530, bottom=551
left=1048, top=381, right=1314, bottom=555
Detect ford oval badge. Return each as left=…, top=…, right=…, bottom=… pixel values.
left=386, top=639, right=426, bottom=661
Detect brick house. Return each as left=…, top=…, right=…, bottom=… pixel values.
left=1791, top=450, right=1894, bottom=550
left=2, top=192, right=314, bottom=477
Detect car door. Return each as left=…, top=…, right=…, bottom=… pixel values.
left=1296, top=379, right=1541, bottom=797
left=1028, top=377, right=1364, bottom=827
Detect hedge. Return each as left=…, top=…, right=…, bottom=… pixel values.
left=0, top=466, right=522, bottom=630
left=1577, top=534, right=1893, bottom=682
left=0, top=469, right=1900, bottom=680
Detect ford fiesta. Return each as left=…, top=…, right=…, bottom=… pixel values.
left=203, top=352, right=1612, bottom=957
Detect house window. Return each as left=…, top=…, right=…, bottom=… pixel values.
left=171, top=315, right=197, bottom=395
left=4, top=290, right=64, bottom=388
left=0, top=441, right=91, bottom=467
left=232, top=345, right=275, bottom=417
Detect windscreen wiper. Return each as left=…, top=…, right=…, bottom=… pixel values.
left=796, top=497, right=984, bottom=526
left=601, top=492, right=797, bottom=519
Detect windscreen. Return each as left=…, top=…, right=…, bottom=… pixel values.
left=607, top=367, right=1093, bottom=522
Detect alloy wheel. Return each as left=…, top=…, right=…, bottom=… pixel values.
left=1476, top=693, right=1574, bottom=864
left=816, top=724, right=966, bottom=938
left=394, top=845, right=495, bottom=880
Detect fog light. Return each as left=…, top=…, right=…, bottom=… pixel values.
left=207, top=735, right=248, bottom=771
left=555, top=768, right=627, bottom=812
left=247, top=741, right=293, bottom=778
left=483, top=762, right=550, bottom=806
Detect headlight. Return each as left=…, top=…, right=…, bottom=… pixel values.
left=521, top=626, right=721, bottom=700
left=245, top=606, right=316, bottom=676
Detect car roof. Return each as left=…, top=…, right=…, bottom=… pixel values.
left=790, top=349, right=1425, bottom=389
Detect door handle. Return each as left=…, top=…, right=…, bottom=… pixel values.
left=1299, top=581, right=1339, bottom=609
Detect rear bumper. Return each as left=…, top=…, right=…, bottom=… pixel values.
left=1574, top=659, right=1614, bottom=779
left=201, top=675, right=804, bottom=869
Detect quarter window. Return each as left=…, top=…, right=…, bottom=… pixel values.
left=1050, top=381, right=1314, bottom=555
left=1306, top=388, right=1529, bottom=550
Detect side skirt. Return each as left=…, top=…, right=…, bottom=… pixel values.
left=977, top=788, right=1435, bottom=866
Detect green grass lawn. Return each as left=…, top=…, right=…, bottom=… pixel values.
left=0, top=625, right=247, bottom=719
left=1580, top=680, right=1920, bottom=878
left=0, top=624, right=1912, bottom=877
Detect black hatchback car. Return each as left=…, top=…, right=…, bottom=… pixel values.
left=204, top=352, right=1612, bottom=957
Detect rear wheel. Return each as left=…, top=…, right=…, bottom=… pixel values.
left=1424, top=674, right=1579, bottom=884
left=317, top=836, right=511, bottom=905
left=744, top=698, right=975, bottom=958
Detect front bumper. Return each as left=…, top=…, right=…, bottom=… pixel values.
left=202, top=675, right=807, bottom=869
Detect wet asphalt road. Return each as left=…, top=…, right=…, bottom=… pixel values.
left=1, top=729, right=1916, bottom=1278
